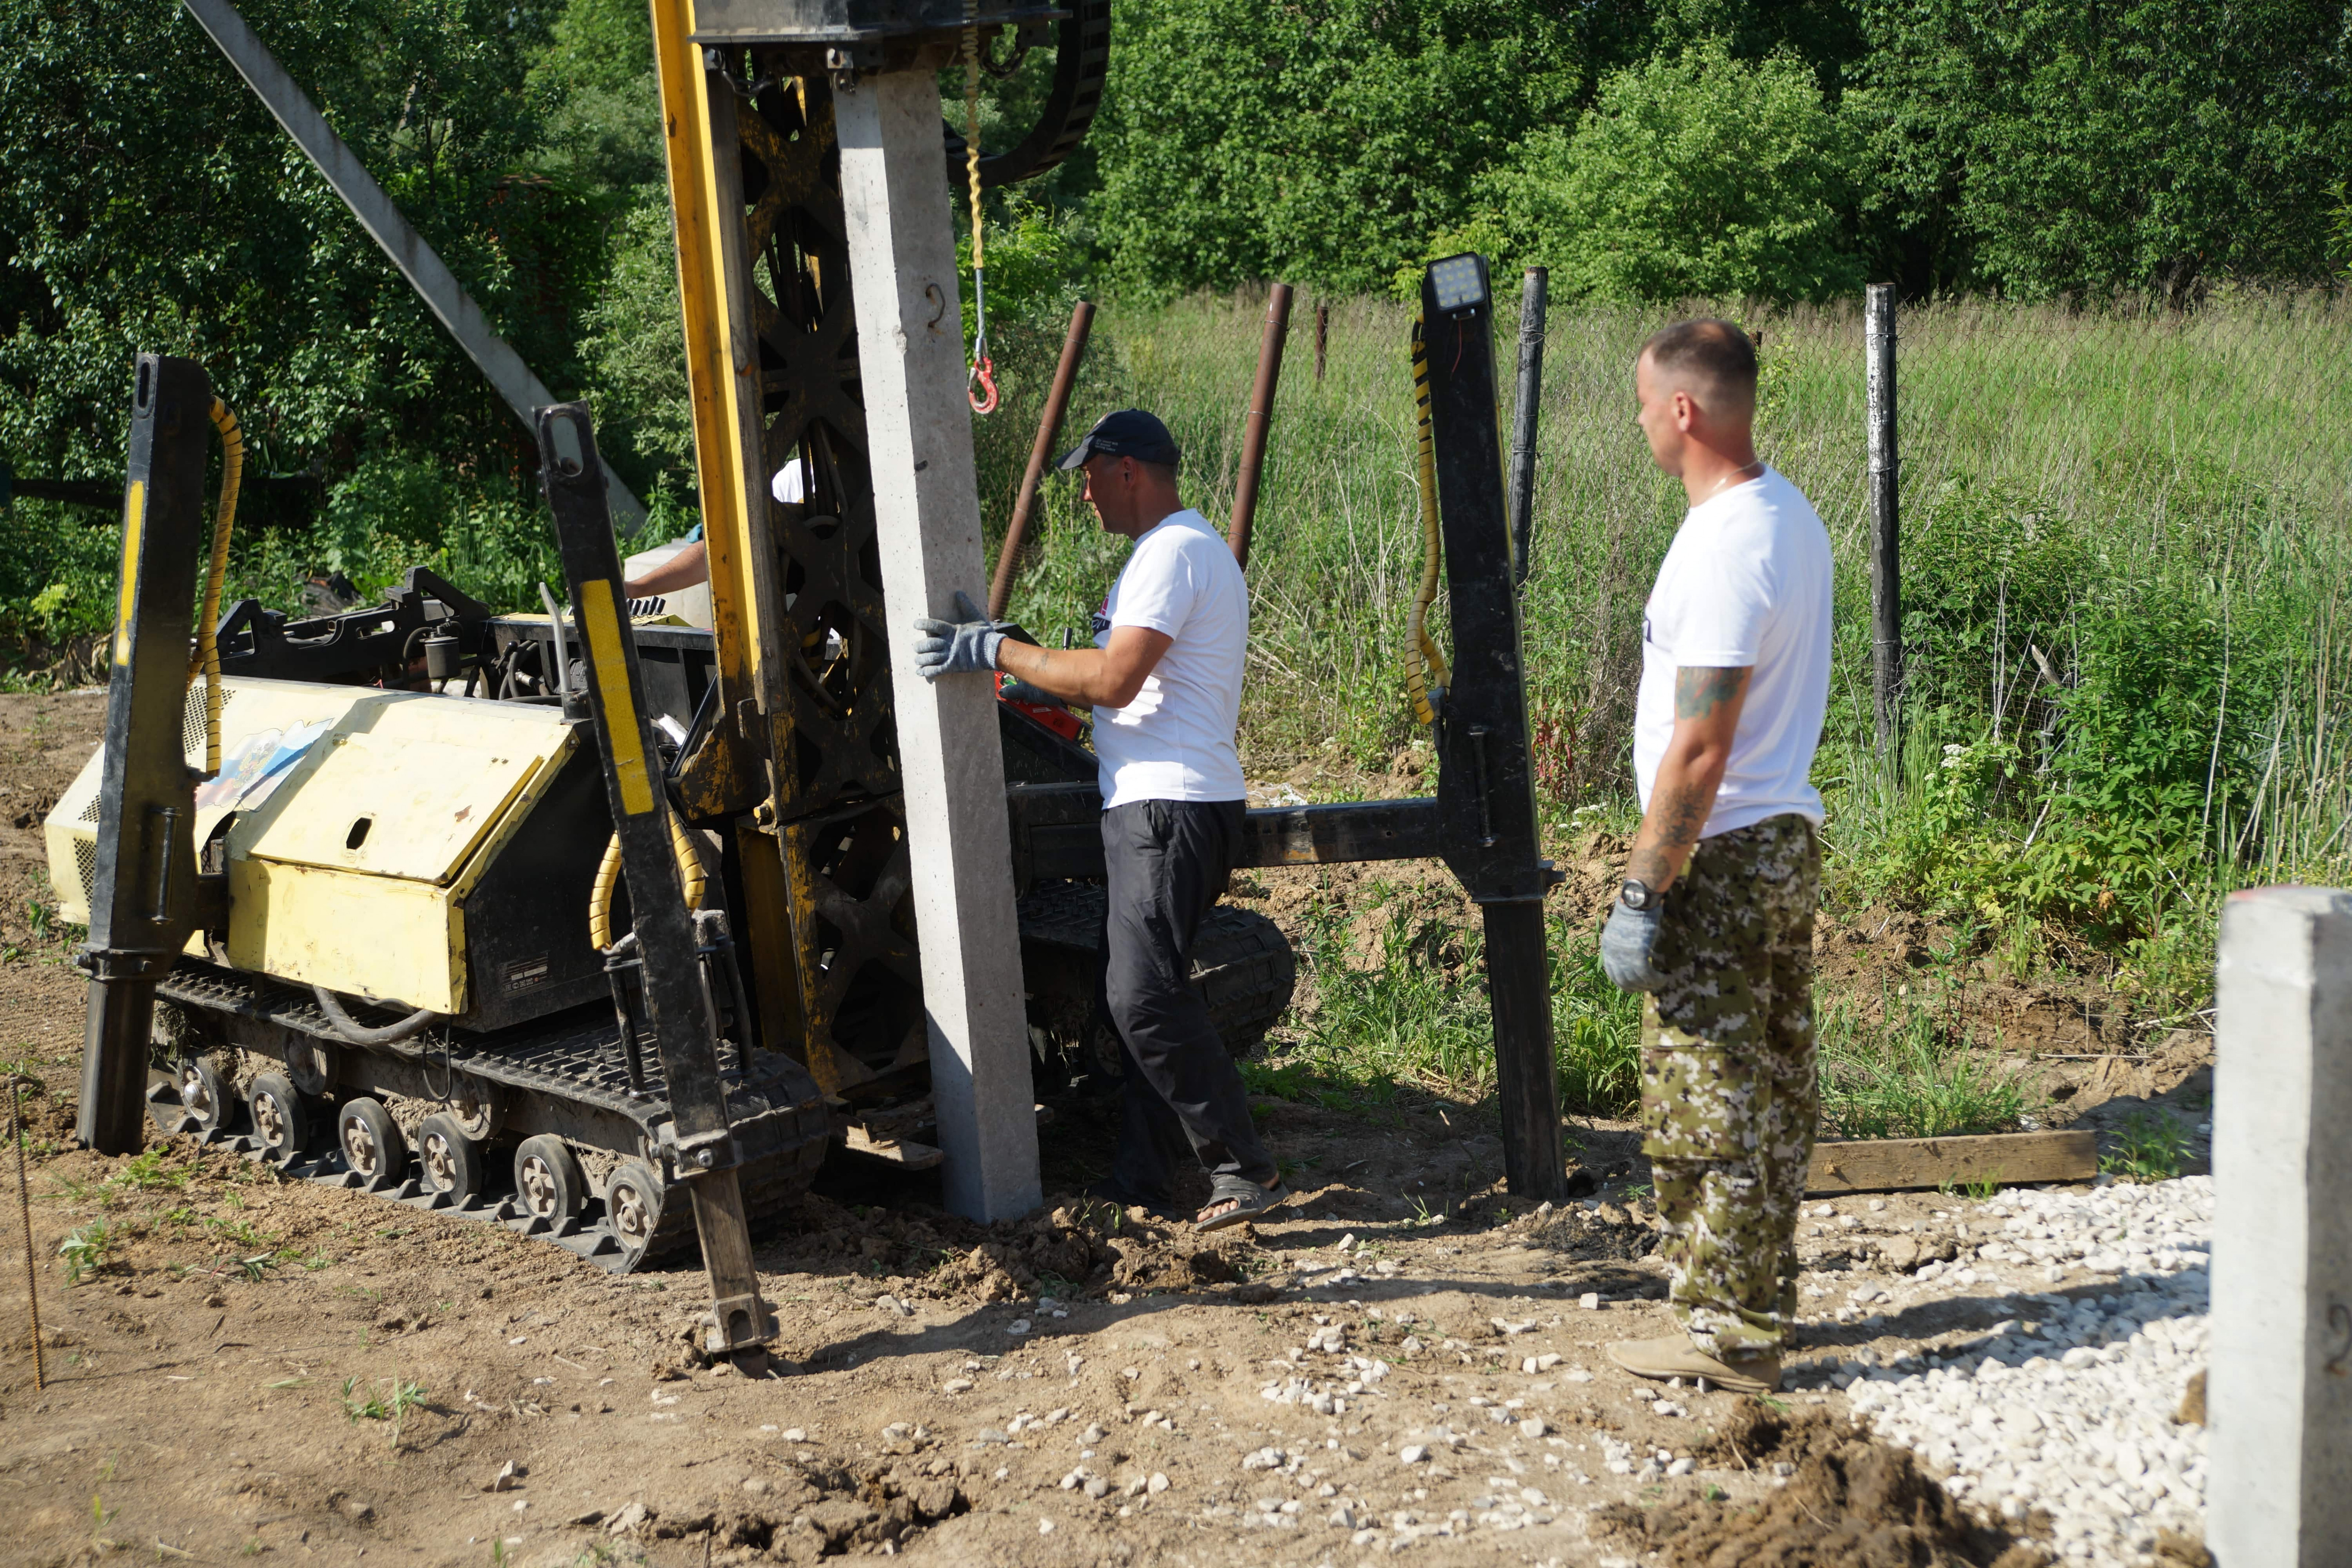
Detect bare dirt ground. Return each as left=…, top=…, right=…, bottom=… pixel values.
left=0, top=693, right=2212, bottom=1567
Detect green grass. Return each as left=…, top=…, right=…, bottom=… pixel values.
left=1260, top=890, right=1641, bottom=1117
left=57, top=1218, right=114, bottom=1285
left=2103, top=1109, right=2193, bottom=1182
left=1816, top=987, right=2031, bottom=1140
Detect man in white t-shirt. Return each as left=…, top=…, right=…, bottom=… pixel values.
left=1597, top=320, right=1833, bottom=1396
left=912, top=410, right=1287, bottom=1232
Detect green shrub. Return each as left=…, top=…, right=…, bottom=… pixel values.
left=1456, top=40, right=1866, bottom=304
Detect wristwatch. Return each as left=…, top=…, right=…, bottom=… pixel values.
left=1619, top=878, right=1656, bottom=912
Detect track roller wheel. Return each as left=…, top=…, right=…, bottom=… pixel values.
left=604, top=1158, right=665, bottom=1252
left=446, top=1082, right=500, bottom=1141
left=246, top=1073, right=310, bottom=1163
left=336, top=1098, right=407, bottom=1192
left=416, top=1112, right=486, bottom=1202
left=178, top=1057, right=234, bottom=1133
left=513, top=1135, right=585, bottom=1222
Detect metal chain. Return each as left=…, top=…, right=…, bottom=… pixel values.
left=964, top=0, right=997, bottom=414
left=10, top=1076, right=42, bottom=1391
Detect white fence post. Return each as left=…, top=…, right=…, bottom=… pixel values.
left=2210, top=886, right=2352, bottom=1566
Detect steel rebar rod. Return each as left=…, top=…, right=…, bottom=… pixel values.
left=11, top=1076, right=43, bottom=1390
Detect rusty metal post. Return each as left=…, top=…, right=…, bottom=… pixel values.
left=1866, top=284, right=1901, bottom=760
left=1505, top=267, right=1547, bottom=586
left=987, top=299, right=1095, bottom=620
left=1227, top=283, right=1293, bottom=570
left=1314, top=301, right=1328, bottom=385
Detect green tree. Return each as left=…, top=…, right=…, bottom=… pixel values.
left=1091, top=0, right=1644, bottom=297
left=1850, top=0, right=2352, bottom=297
left=1466, top=40, right=1865, bottom=303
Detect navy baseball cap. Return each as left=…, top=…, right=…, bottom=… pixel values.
left=1055, top=409, right=1181, bottom=471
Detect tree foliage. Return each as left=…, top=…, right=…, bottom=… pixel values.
left=1090, top=0, right=2350, bottom=302
left=1089, top=0, right=1637, bottom=298
left=1851, top=0, right=2352, bottom=298
left=1464, top=41, right=1864, bottom=303
left=0, top=0, right=605, bottom=491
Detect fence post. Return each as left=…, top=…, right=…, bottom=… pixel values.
left=1506, top=267, right=1548, bottom=587
left=2211, top=886, right=2352, bottom=1567
left=1866, top=283, right=1901, bottom=762
left=1314, top=302, right=1328, bottom=385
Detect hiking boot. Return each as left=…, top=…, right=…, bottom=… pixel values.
left=1607, top=1333, right=1782, bottom=1395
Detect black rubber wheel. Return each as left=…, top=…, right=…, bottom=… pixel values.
left=605, top=1159, right=665, bottom=1251
left=513, top=1135, right=585, bottom=1221
left=415, top=1112, right=486, bottom=1201
left=245, top=1073, right=310, bottom=1163
left=178, top=1057, right=235, bottom=1133
left=1017, top=883, right=1300, bottom=1067
left=336, top=1097, right=407, bottom=1192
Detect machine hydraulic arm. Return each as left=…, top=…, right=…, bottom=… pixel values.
left=78, top=355, right=216, bottom=1154
left=537, top=403, right=777, bottom=1364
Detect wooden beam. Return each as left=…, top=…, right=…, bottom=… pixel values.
left=1805, top=1131, right=2099, bottom=1195
left=841, top=1126, right=945, bottom=1170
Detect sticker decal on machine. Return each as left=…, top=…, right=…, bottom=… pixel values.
left=503, top=954, right=553, bottom=994
left=193, top=718, right=337, bottom=812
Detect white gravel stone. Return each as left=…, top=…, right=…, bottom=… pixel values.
left=1845, top=1176, right=2212, bottom=1567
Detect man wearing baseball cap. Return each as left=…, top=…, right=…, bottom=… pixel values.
left=912, top=409, right=1288, bottom=1232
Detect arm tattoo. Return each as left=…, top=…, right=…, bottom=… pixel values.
left=1675, top=665, right=1749, bottom=720
left=1627, top=779, right=1711, bottom=887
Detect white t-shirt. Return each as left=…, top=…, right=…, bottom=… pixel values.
left=1093, top=509, right=1248, bottom=808
left=771, top=458, right=807, bottom=505
left=1633, top=467, right=1833, bottom=838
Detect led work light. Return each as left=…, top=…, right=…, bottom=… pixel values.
left=1428, top=253, right=1488, bottom=314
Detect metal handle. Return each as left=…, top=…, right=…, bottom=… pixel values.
left=1469, top=727, right=1497, bottom=847
left=148, top=805, right=180, bottom=924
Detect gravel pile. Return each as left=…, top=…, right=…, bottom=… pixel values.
left=1841, top=1175, right=2213, bottom=1567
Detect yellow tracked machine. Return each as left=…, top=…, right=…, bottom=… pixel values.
left=57, top=0, right=1564, bottom=1368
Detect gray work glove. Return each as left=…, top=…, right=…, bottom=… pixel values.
left=912, top=590, right=1010, bottom=680
left=1600, top=899, right=1667, bottom=992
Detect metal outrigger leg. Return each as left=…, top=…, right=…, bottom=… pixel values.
left=534, top=402, right=778, bottom=1369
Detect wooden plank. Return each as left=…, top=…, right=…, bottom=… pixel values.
left=841, top=1126, right=945, bottom=1170
left=1805, top=1131, right=2098, bottom=1195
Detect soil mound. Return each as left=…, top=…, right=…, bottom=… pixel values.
left=1595, top=1409, right=2044, bottom=1568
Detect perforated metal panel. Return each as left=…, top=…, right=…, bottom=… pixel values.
left=182, top=679, right=210, bottom=759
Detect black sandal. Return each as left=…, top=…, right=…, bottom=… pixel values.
left=1195, top=1173, right=1291, bottom=1232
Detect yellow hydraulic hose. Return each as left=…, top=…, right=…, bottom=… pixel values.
left=1403, top=321, right=1450, bottom=727
left=587, top=813, right=709, bottom=951
left=189, top=398, right=242, bottom=778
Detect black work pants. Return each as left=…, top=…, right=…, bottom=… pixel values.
left=1100, top=798, right=1276, bottom=1201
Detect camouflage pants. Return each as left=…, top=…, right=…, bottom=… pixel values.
left=1637, top=813, right=1820, bottom=1360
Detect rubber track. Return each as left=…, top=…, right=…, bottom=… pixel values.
left=144, top=1094, right=821, bottom=1274
left=1017, top=882, right=1298, bottom=1057
left=151, top=961, right=831, bottom=1275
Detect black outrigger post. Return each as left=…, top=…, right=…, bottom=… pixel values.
left=78, top=355, right=215, bottom=1154
left=1420, top=255, right=1568, bottom=1202
left=535, top=404, right=778, bottom=1370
